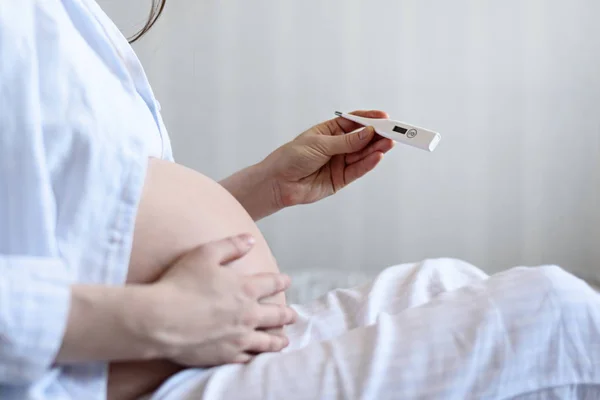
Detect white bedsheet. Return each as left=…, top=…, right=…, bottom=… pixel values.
left=146, top=258, right=600, bottom=399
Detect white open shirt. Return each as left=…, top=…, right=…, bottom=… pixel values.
left=0, top=1, right=173, bottom=398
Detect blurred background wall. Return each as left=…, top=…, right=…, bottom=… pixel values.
left=99, top=0, right=600, bottom=284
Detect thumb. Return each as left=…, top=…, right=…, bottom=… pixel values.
left=319, top=126, right=375, bottom=156
left=206, top=233, right=256, bottom=266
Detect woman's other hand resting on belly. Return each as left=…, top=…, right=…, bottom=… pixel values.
left=105, top=234, right=295, bottom=399
left=139, top=234, right=295, bottom=367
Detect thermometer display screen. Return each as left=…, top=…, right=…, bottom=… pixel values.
left=393, top=126, right=407, bottom=134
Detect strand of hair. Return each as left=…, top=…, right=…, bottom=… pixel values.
left=128, top=0, right=166, bottom=44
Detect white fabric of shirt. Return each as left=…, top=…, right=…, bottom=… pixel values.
left=0, top=1, right=172, bottom=398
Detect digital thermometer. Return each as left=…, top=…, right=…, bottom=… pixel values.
left=334, top=111, right=441, bottom=152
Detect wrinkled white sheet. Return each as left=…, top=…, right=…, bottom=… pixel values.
left=148, top=258, right=600, bottom=399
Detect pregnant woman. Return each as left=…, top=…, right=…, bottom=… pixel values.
left=2, top=1, right=600, bottom=400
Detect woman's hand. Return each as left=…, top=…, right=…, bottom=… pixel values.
left=265, top=110, right=394, bottom=207
left=220, top=110, right=394, bottom=220
left=108, top=233, right=293, bottom=400
left=58, top=233, right=293, bottom=376
left=146, top=233, right=296, bottom=367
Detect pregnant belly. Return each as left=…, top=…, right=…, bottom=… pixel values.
left=107, top=158, right=285, bottom=400
left=127, top=157, right=283, bottom=304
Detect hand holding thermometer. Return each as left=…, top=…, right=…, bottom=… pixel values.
left=334, top=111, right=442, bottom=152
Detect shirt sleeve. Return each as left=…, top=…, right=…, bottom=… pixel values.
left=0, top=3, right=73, bottom=386
left=0, top=2, right=148, bottom=392
left=0, top=257, right=71, bottom=385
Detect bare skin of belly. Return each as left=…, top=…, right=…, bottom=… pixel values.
left=107, top=158, right=285, bottom=399
left=127, top=157, right=282, bottom=296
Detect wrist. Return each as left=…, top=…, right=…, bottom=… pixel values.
left=56, top=285, right=165, bottom=364
left=219, top=159, right=284, bottom=221
left=120, top=285, right=170, bottom=360
left=249, top=159, right=284, bottom=212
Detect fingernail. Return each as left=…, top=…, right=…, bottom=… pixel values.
left=240, top=234, right=255, bottom=247
left=287, top=308, right=297, bottom=324
left=359, top=126, right=372, bottom=140
left=234, top=354, right=252, bottom=364
left=276, top=336, right=289, bottom=350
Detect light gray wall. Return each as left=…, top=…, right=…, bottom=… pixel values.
left=99, top=0, right=600, bottom=281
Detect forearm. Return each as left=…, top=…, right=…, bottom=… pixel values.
left=219, top=162, right=283, bottom=221
left=56, top=284, right=163, bottom=364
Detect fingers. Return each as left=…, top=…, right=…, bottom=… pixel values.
left=328, top=110, right=390, bottom=135
left=204, top=233, right=256, bottom=265
left=232, top=353, right=254, bottom=364
left=259, top=327, right=287, bottom=337
left=345, top=137, right=394, bottom=164
left=344, top=151, right=384, bottom=186
left=318, top=126, right=375, bottom=156
left=244, top=273, right=292, bottom=300
left=330, top=154, right=346, bottom=193
left=232, top=331, right=290, bottom=364
left=242, top=331, right=290, bottom=355
left=255, top=303, right=297, bottom=328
